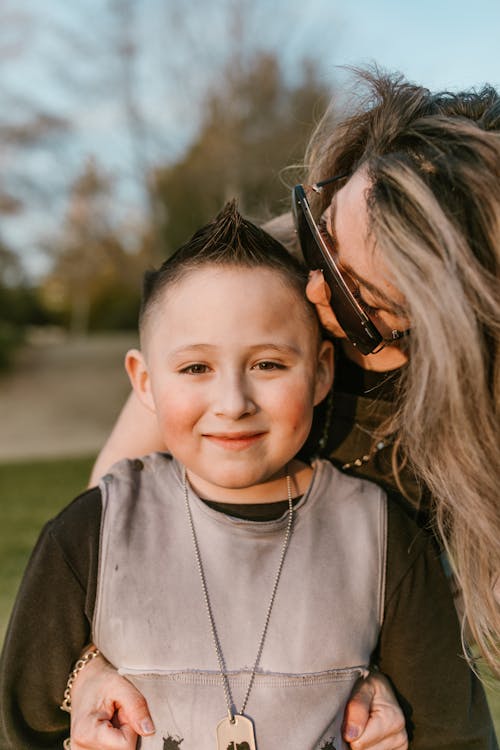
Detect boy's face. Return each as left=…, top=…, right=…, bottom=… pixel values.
left=127, top=265, right=333, bottom=501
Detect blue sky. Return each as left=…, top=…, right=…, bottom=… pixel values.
left=3, top=0, right=500, bottom=277
left=328, top=0, right=499, bottom=90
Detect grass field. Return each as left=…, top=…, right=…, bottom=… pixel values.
left=0, top=455, right=94, bottom=641
left=0, top=455, right=498, bottom=737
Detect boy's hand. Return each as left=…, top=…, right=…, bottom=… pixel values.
left=343, top=672, right=408, bottom=750
left=69, top=653, right=155, bottom=749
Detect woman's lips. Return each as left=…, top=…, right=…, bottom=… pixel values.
left=203, top=432, right=266, bottom=451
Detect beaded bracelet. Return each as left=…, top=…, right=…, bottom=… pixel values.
left=60, top=647, right=101, bottom=714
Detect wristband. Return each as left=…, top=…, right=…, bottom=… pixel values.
left=60, top=647, right=101, bottom=714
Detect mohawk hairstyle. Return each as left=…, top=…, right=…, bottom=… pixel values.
left=139, top=200, right=319, bottom=338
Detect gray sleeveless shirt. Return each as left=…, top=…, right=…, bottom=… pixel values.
left=94, top=454, right=387, bottom=750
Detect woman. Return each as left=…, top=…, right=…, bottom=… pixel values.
left=302, top=70, right=500, bottom=673
left=70, top=70, right=499, bottom=749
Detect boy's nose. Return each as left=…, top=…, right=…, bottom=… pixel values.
left=212, top=373, right=257, bottom=419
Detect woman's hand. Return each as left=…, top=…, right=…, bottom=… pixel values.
left=343, top=672, right=408, bottom=750
left=67, top=655, right=406, bottom=750
left=69, top=654, right=154, bottom=749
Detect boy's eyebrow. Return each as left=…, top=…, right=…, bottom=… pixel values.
left=168, top=342, right=302, bottom=357
left=247, top=343, right=302, bottom=355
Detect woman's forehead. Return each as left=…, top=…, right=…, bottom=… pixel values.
left=328, top=171, right=374, bottom=273
left=328, top=171, right=406, bottom=310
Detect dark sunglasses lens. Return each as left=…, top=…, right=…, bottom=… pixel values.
left=293, top=187, right=382, bottom=355
left=293, top=189, right=325, bottom=271
left=293, top=192, right=312, bottom=257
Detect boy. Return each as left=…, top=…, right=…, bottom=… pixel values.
left=0, top=203, right=495, bottom=750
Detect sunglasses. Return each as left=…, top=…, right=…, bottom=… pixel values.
left=292, top=176, right=410, bottom=356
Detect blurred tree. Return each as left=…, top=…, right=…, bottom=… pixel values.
left=0, top=240, right=22, bottom=368
left=105, top=0, right=335, bottom=257
left=0, top=0, right=338, bottom=282
left=153, top=52, right=330, bottom=254
left=43, top=158, right=151, bottom=335
left=0, top=238, right=52, bottom=369
left=0, top=4, right=71, bottom=223
left=0, top=240, right=21, bottom=285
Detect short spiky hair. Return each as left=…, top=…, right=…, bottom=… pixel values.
left=139, top=200, right=320, bottom=340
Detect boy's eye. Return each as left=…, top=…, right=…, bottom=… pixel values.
left=180, top=363, right=210, bottom=374
left=252, top=361, right=285, bottom=371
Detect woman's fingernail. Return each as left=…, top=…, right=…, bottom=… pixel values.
left=345, top=725, right=360, bottom=740
left=141, top=718, right=155, bottom=735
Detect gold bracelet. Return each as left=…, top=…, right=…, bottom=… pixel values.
left=60, top=647, right=101, bottom=713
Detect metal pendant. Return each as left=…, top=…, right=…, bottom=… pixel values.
left=216, top=714, right=257, bottom=750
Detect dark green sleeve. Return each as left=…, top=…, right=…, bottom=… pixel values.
left=0, top=488, right=101, bottom=750
left=378, top=499, right=497, bottom=750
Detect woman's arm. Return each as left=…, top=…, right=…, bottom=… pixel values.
left=0, top=493, right=101, bottom=749
left=89, top=391, right=165, bottom=486
left=379, top=499, right=497, bottom=749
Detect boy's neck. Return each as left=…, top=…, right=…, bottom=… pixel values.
left=203, top=496, right=303, bottom=522
left=185, top=459, right=313, bottom=504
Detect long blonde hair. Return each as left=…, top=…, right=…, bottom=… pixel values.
left=306, top=69, right=500, bottom=674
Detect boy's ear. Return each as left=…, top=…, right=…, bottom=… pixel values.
left=125, top=349, right=156, bottom=414
left=313, top=340, right=334, bottom=406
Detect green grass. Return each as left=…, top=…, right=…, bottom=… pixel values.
left=485, top=674, right=500, bottom=736
left=0, top=455, right=94, bottom=642
left=0, top=456, right=498, bottom=738
left=475, top=656, right=500, bottom=740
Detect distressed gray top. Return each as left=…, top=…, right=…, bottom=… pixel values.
left=94, top=454, right=386, bottom=750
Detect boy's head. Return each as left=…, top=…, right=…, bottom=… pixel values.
left=138, top=201, right=320, bottom=348
left=126, top=202, right=333, bottom=501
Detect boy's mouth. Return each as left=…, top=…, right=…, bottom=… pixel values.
left=203, top=432, right=266, bottom=451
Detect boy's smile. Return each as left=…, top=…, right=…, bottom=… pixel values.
left=127, top=265, right=333, bottom=503
left=202, top=432, right=267, bottom=451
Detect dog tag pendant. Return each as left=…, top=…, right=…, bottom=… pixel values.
left=216, top=714, right=257, bottom=750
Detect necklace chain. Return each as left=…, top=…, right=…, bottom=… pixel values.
left=183, top=469, right=294, bottom=721
left=342, top=438, right=389, bottom=470
left=317, top=387, right=395, bottom=469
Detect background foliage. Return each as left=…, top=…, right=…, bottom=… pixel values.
left=0, top=0, right=334, bottom=365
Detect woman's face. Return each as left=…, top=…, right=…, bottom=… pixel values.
left=324, top=169, right=411, bottom=340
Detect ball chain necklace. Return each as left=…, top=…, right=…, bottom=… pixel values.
left=317, top=389, right=393, bottom=470
left=183, top=468, right=294, bottom=750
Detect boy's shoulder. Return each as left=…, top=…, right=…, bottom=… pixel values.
left=315, top=458, right=436, bottom=558
left=42, top=453, right=175, bottom=550
left=98, top=452, right=181, bottom=523
left=316, top=458, right=429, bottom=530
left=313, top=456, right=387, bottom=504
left=102, top=451, right=176, bottom=484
